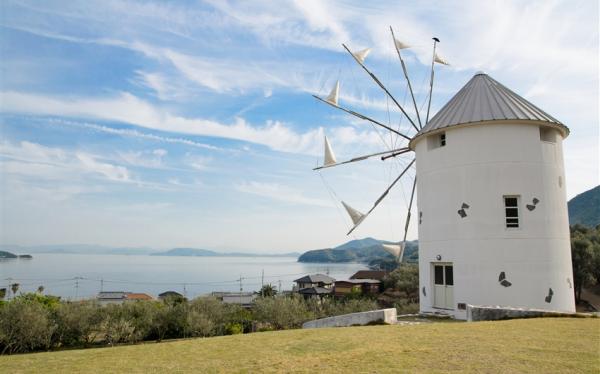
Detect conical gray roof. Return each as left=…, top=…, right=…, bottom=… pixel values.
left=413, top=72, right=568, bottom=141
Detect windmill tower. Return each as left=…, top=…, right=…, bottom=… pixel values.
left=410, top=72, right=575, bottom=318
left=312, top=31, right=575, bottom=319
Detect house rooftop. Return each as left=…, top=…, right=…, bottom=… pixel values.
left=350, top=270, right=388, bottom=281
left=158, top=291, right=183, bottom=298
left=126, top=293, right=153, bottom=301
left=97, top=291, right=127, bottom=300
left=293, top=274, right=335, bottom=284
left=335, top=279, right=381, bottom=284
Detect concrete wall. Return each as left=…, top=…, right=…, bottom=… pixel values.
left=413, top=122, right=575, bottom=319
left=467, top=305, right=582, bottom=322
left=302, top=308, right=397, bottom=329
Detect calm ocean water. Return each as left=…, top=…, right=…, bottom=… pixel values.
left=0, top=254, right=367, bottom=300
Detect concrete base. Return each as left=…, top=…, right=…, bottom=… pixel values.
left=302, top=308, right=397, bottom=329
left=466, top=304, right=586, bottom=322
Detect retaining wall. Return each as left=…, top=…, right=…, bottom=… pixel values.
left=466, top=305, right=583, bottom=322
left=302, top=308, right=397, bottom=329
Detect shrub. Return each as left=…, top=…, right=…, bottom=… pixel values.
left=253, top=296, right=311, bottom=330
left=0, top=298, right=56, bottom=354
left=224, top=322, right=243, bottom=335
left=186, top=310, right=215, bottom=337
left=54, top=301, right=103, bottom=347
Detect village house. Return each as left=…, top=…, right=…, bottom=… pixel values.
left=211, top=291, right=257, bottom=308
left=97, top=291, right=127, bottom=306
left=293, top=274, right=335, bottom=300
left=334, top=279, right=381, bottom=298
left=97, top=291, right=154, bottom=305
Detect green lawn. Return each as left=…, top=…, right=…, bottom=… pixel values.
left=2, top=318, right=599, bottom=373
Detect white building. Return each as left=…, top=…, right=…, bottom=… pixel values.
left=409, top=72, right=575, bottom=319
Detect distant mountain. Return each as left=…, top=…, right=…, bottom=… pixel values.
left=152, top=248, right=218, bottom=256
left=152, top=248, right=301, bottom=257
left=568, top=185, right=600, bottom=227
left=298, top=238, right=418, bottom=265
left=0, top=244, right=158, bottom=255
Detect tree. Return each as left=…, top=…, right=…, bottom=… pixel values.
left=0, top=298, right=56, bottom=354
left=258, top=284, right=277, bottom=297
left=253, top=296, right=311, bottom=330
left=383, top=264, right=419, bottom=303
left=571, top=225, right=595, bottom=303
left=37, top=286, right=45, bottom=294
left=10, top=283, right=19, bottom=298
left=0, top=288, right=6, bottom=300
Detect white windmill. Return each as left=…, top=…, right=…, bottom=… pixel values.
left=313, top=28, right=575, bottom=319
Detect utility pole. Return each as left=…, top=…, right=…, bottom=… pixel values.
left=183, top=283, right=187, bottom=298
left=6, top=277, right=12, bottom=300
left=278, top=279, right=282, bottom=294
left=261, top=269, right=264, bottom=296
left=74, top=276, right=82, bottom=300
left=100, top=278, right=104, bottom=293
left=239, top=275, right=243, bottom=305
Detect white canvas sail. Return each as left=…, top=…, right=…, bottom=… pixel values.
left=325, top=81, right=340, bottom=106
left=352, top=48, right=371, bottom=63
left=434, top=53, right=450, bottom=65
left=341, top=201, right=365, bottom=225
left=323, top=136, right=337, bottom=166
left=382, top=243, right=405, bottom=261
left=394, top=38, right=410, bottom=50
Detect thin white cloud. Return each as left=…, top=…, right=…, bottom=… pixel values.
left=118, top=149, right=166, bottom=169
left=47, top=119, right=221, bottom=150
left=235, top=181, right=331, bottom=208
left=0, top=91, right=386, bottom=155
left=0, top=140, right=132, bottom=183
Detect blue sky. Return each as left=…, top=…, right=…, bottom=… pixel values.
left=0, top=0, right=598, bottom=252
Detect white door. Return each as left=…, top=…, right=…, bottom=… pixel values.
left=433, top=263, right=454, bottom=310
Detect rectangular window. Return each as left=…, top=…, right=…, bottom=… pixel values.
left=434, top=265, right=444, bottom=285
left=440, top=133, right=446, bottom=147
left=444, top=266, right=454, bottom=286
left=504, top=196, right=520, bottom=228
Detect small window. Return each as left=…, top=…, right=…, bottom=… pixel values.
left=434, top=265, right=444, bottom=285
left=504, top=196, right=520, bottom=228
left=428, top=132, right=446, bottom=150
left=540, top=127, right=556, bottom=143
left=445, top=266, right=454, bottom=286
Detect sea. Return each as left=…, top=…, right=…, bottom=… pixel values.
left=0, top=254, right=368, bottom=300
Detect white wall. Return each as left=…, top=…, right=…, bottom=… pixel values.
left=413, top=122, right=575, bottom=319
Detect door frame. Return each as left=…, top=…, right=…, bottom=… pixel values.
left=431, top=262, right=454, bottom=310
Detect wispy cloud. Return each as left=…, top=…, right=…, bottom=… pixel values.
left=235, top=181, right=331, bottom=207
left=0, top=140, right=132, bottom=183
left=0, top=91, right=386, bottom=155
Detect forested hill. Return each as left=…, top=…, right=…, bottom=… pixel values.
left=568, top=185, right=600, bottom=227
left=297, top=238, right=418, bottom=264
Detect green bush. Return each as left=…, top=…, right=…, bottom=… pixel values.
left=224, top=322, right=243, bottom=335
left=253, top=296, right=311, bottom=330
left=0, top=298, right=56, bottom=354
left=54, top=301, right=103, bottom=347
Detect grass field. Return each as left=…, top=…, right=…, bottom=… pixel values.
left=1, top=318, right=599, bottom=373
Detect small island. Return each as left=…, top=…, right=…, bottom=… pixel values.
left=0, top=250, right=33, bottom=259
